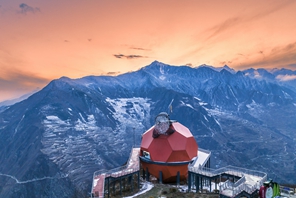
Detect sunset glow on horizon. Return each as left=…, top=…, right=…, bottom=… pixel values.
left=1, top=0, right=296, bottom=101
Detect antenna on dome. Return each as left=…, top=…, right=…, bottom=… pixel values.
left=167, top=99, right=174, bottom=115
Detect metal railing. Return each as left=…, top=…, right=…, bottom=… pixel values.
left=233, top=175, right=246, bottom=187
left=189, top=165, right=266, bottom=178
left=233, top=173, right=267, bottom=196
left=93, top=147, right=140, bottom=180
left=91, top=147, right=141, bottom=198
left=220, top=179, right=233, bottom=191
left=189, top=165, right=244, bottom=178
left=189, top=163, right=267, bottom=198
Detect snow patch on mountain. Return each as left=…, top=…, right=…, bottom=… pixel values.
left=197, top=64, right=236, bottom=74
left=75, top=115, right=98, bottom=131
left=180, top=100, right=194, bottom=109
left=194, top=97, right=201, bottom=101
left=106, top=97, right=152, bottom=130
left=159, top=75, right=166, bottom=80
left=246, top=100, right=264, bottom=115
left=41, top=114, right=110, bottom=183
left=43, top=116, right=71, bottom=134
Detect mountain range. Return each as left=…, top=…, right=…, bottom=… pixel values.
left=0, top=61, right=296, bottom=197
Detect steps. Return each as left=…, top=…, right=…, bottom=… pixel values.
left=188, top=164, right=267, bottom=197
left=91, top=148, right=140, bottom=198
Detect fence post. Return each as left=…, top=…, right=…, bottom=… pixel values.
left=159, top=171, right=163, bottom=184
left=188, top=172, right=191, bottom=192
left=196, top=175, right=199, bottom=193
left=177, top=171, right=180, bottom=186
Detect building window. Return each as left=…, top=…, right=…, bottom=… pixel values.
left=143, top=151, right=150, bottom=160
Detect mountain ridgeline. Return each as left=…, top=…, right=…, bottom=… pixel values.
left=0, top=61, right=296, bottom=197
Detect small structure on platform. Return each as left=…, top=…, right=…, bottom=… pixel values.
left=140, top=112, right=198, bottom=183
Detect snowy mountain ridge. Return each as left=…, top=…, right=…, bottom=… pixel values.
left=0, top=61, right=296, bottom=198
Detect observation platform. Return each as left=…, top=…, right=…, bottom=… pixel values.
left=91, top=147, right=267, bottom=198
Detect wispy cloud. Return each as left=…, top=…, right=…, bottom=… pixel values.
left=106, top=71, right=120, bottom=75
left=206, top=17, right=241, bottom=41
left=113, top=54, right=148, bottom=59
left=287, top=63, right=296, bottom=68
left=205, top=1, right=294, bottom=41
left=130, top=47, right=151, bottom=51
left=249, top=0, right=295, bottom=21
left=235, top=42, right=296, bottom=69
left=276, top=74, right=296, bottom=81
left=19, top=3, right=40, bottom=14
left=0, top=69, right=48, bottom=101
left=0, top=68, right=49, bottom=93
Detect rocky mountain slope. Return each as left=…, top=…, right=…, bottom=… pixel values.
left=0, top=61, right=295, bottom=197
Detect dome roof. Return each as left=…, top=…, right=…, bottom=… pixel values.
left=140, top=121, right=198, bottom=182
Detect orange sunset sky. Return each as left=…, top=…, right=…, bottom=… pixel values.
left=1, top=0, right=296, bottom=102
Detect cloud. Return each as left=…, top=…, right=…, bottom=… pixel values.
left=276, top=74, right=296, bottom=81
left=0, top=68, right=50, bottom=101
left=19, top=3, right=40, bottom=14
left=182, top=1, right=295, bottom=63
left=0, top=69, right=49, bottom=90
left=130, top=47, right=150, bottom=51
left=106, top=71, right=120, bottom=75
left=250, top=0, right=295, bottom=21
left=121, top=44, right=151, bottom=51
left=220, top=61, right=232, bottom=65
left=235, top=42, right=296, bottom=69
left=114, top=54, right=124, bottom=58
left=287, top=63, right=296, bottom=68
left=113, top=54, right=148, bottom=59
left=204, top=1, right=294, bottom=42
left=97, top=71, right=121, bottom=76
left=206, top=17, right=241, bottom=40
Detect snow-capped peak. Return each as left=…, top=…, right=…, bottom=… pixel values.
left=196, top=64, right=236, bottom=74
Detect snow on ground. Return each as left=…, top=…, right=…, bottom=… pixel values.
left=123, top=182, right=154, bottom=198
left=74, top=114, right=98, bottom=131
left=41, top=114, right=111, bottom=178
left=159, top=75, right=166, bottom=80
left=93, top=178, right=99, bottom=188
left=194, top=97, right=201, bottom=101
left=105, top=97, right=151, bottom=129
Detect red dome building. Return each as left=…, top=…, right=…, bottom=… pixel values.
left=140, top=113, right=198, bottom=183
